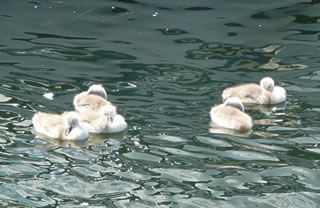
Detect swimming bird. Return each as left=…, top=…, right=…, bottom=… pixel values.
left=73, top=84, right=113, bottom=112
left=222, top=77, right=286, bottom=104
left=210, top=97, right=252, bottom=131
left=77, top=105, right=128, bottom=133
left=32, top=111, right=88, bottom=140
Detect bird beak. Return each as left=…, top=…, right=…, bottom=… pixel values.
left=65, top=126, right=73, bottom=136
left=107, top=116, right=113, bottom=123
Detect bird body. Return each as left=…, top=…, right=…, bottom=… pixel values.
left=32, top=111, right=88, bottom=140
left=74, top=93, right=112, bottom=112
left=77, top=105, right=127, bottom=133
left=210, top=98, right=252, bottom=131
left=73, top=84, right=112, bottom=112
left=34, top=84, right=127, bottom=138
left=222, top=77, right=286, bottom=104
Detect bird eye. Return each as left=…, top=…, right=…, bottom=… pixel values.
left=107, top=116, right=113, bottom=122
left=71, top=120, right=78, bottom=126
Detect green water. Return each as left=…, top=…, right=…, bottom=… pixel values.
left=1, top=0, right=320, bottom=207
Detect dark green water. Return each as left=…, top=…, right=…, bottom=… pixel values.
left=1, top=0, right=320, bottom=207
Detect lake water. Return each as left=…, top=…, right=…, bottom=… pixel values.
left=1, top=0, right=320, bottom=207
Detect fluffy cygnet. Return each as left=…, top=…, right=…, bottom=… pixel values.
left=86, top=84, right=107, bottom=99
left=210, top=97, right=253, bottom=131
left=222, top=77, right=286, bottom=104
left=32, top=111, right=88, bottom=140
left=73, top=84, right=112, bottom=112
left=77, top=105, right=128, bottom=133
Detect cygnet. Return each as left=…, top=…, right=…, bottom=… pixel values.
left=73, top=84, right=112, bottom=112
left=210, top=97, right=253, bottom=131
left=222, top=77, right=286, bottom=104
left=77, top=105, right=128, bottom=133
left=32, top=111, right=88, bottom=140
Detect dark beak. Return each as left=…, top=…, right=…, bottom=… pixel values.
left=65, top=126, right=73, bottom=136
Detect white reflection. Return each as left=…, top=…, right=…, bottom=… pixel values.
left=209, top=122, right=251, bottom=137
left=33, top=129, right=127, bottom=148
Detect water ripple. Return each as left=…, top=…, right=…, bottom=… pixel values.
left=184, top=7, right=214, bottom=11
left=156, top=28, right=188, bottom=35
left=219, top=150, right=279, bottom=161
left=2, top=47, right=136, bottom=61
left=185, top=42, right=279, bottom=71
left=123, top=152, right=162, bottom=162
left=151, top=168, right=213, bottom=182
left=1, top=0, right=320, bottom=207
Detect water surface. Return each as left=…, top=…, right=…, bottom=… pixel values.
left=1, top=0, right=320, bottom=207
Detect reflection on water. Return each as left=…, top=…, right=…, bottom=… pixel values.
left=209, top=122, right=252, bottom=137
left=33, top=129, right=128, bottom=148
left=1, top=0, right=320, bottom=207
left=2, top=46, right=136, bottom=61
